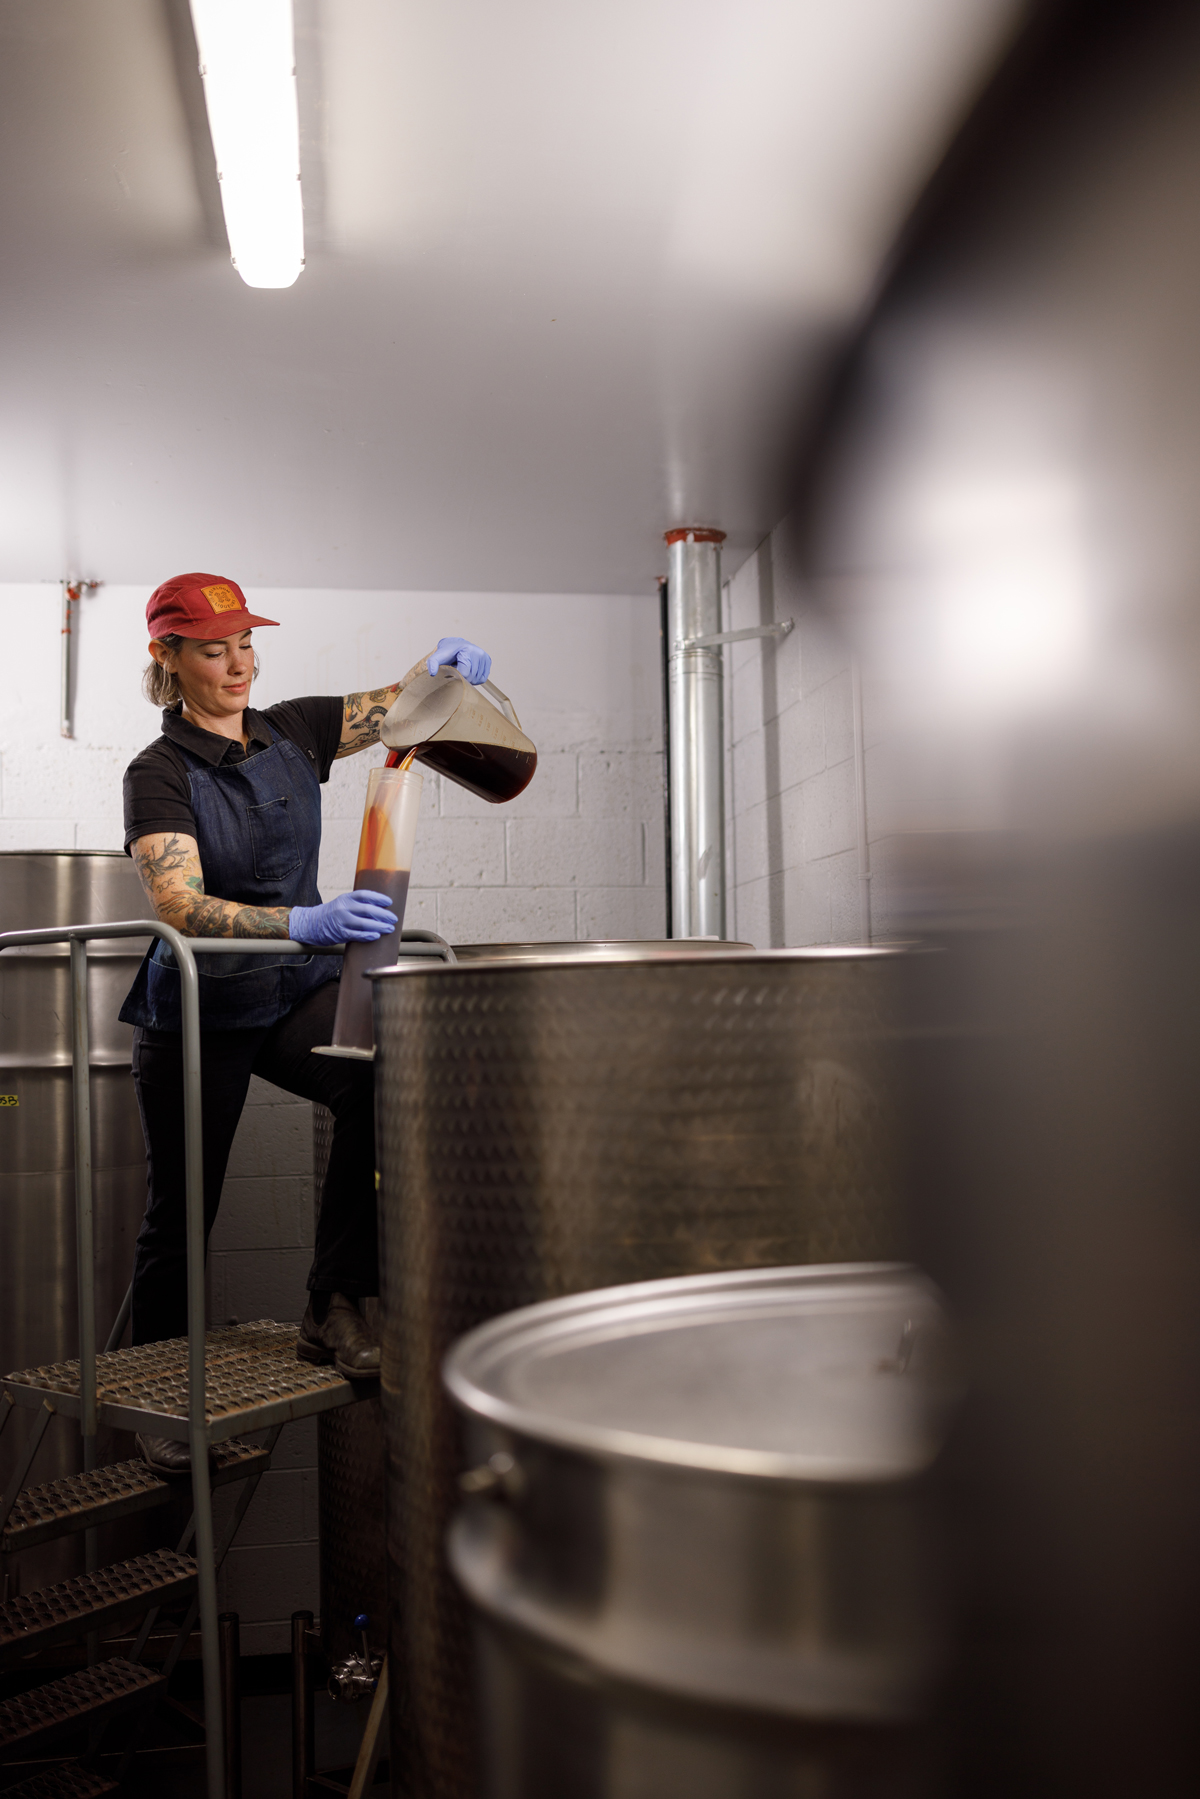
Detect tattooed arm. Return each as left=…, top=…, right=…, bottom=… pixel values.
left=335, top=655, right=429, bottom=759
left=131, top=833, right=293, bottom=939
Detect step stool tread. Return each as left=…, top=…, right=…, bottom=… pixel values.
left=0, top=1657, right=163, bottom=1753
left=2, top=1440, right=268, bottom=1553
left=3, top=1321, right=360, bottom=1440
left=0, top=1550, right=195, bottom=1662
left=1, top=1765, right=119, bottom=1796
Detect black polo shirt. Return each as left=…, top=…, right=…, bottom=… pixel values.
left=123, top=698, right=344, bottom=853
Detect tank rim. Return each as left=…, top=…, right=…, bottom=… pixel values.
left=370, top=943, right=908, bottom=978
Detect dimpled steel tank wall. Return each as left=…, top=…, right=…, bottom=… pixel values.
left=371, top=946, right=905, bottom=1799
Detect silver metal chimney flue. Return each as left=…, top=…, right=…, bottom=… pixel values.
left=665, top=527, right=726, bottom=939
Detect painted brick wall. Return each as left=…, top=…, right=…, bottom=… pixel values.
left=723, top=527, right=896, bottom=947
left=213, top=1412, right=320, bottom=1658
left=0, top=583, right=665, bottom=940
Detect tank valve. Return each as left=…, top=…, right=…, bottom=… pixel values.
left=327, top=1611, right=383, bottom=1703
left=459, top=1449, right=525, bottom=1501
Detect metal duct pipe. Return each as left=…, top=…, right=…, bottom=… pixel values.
left=665, top=526, right=726, bottom=939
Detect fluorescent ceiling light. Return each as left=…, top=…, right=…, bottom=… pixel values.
left=189, top=0, right=304, bottom=289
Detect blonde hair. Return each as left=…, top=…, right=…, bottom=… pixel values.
left=142, top=636, right=261, bottom=709
left=143, top=635, right=184, bottom=707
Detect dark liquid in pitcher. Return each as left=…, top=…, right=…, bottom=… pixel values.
left=414, top=740, right=537, bottom=803
left=332, top=867, right=412, bottom=1049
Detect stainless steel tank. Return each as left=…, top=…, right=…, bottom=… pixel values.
left=371, top=946, right=904, bottom=1798
left=0, top=851, right=150, bottom=1593
left=317, top=1387, right=388, bottom=1669
left=444, top=1264, right=958, bottom=1799
left=313, top=942, right=753, bottom=1674
left=313, top=1101, right=389, bottom=1671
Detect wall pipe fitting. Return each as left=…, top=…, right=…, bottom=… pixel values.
left=665, top=527, right=727, bottom=940
left=60, top=582, right=79, bottom=741
left=60, top=579, right=100, bottom=740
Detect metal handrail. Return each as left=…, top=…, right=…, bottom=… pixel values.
left=0, top=918, right=453, bottom=1799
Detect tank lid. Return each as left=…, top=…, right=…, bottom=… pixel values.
left=372, top=943, right=904, bottom=977
left=444, top=1264, right=959, bottom=1484
left=447, top=938, right=756, bottom=962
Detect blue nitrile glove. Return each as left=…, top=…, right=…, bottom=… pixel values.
left=290, top=892, right=398, bottom=948
left=427, top=637, right=492, bottom=684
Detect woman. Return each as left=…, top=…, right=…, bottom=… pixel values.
left=120, top=571, right=491, bottom=1473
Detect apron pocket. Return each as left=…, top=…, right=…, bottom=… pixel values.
left=248, top=795, right=302, bottom=880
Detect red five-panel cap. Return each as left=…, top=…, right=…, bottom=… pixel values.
left=146, top=573, right=280, bottom=641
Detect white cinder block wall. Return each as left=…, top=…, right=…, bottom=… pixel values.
left=0, top=583, right=665, bottom=936
left=0, top=580, right=662, bottom=1650
left=722, top=525, right=896, bottom=947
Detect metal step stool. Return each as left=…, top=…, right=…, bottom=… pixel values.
left=0, top=1323, right=369, bottom=1790
left=0, top=924, right=378, bottom=1799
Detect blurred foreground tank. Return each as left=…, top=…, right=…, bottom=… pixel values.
left=790, top=0, right=1200, bottom=1790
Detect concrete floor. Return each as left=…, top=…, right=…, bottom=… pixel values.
left=121, top=1685, right=388, bottom=1796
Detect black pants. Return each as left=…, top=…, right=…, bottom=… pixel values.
left=130, top=978, right=375, bottom=1345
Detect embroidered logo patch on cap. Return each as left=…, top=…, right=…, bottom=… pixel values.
left=202, top=583, right=243, bottom=614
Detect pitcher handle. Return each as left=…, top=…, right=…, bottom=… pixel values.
left=481, top=679, right=523, bottom=730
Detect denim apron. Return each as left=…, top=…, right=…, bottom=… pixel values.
left=120, top=727, right=340, bottom=1032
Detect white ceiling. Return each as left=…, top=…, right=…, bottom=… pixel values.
left=0, top=0, right=1024, bottom=594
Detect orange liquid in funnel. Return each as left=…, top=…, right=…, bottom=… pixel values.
left=357, top=801, right=398, bottom=872
left=331, top=757, right=420, bottom=1051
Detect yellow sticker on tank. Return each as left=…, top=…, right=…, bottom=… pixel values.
left=0, top=1094, right=18, bottom=1107
left=201, top=584, right=242, bottom=614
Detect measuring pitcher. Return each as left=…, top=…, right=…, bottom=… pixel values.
left=381, top=667, right=537, bottom=803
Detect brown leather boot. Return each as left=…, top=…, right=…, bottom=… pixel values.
left=136, top=1433, right=198, bottom=1476
left=296, top=1293, right=380, bottom=1380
